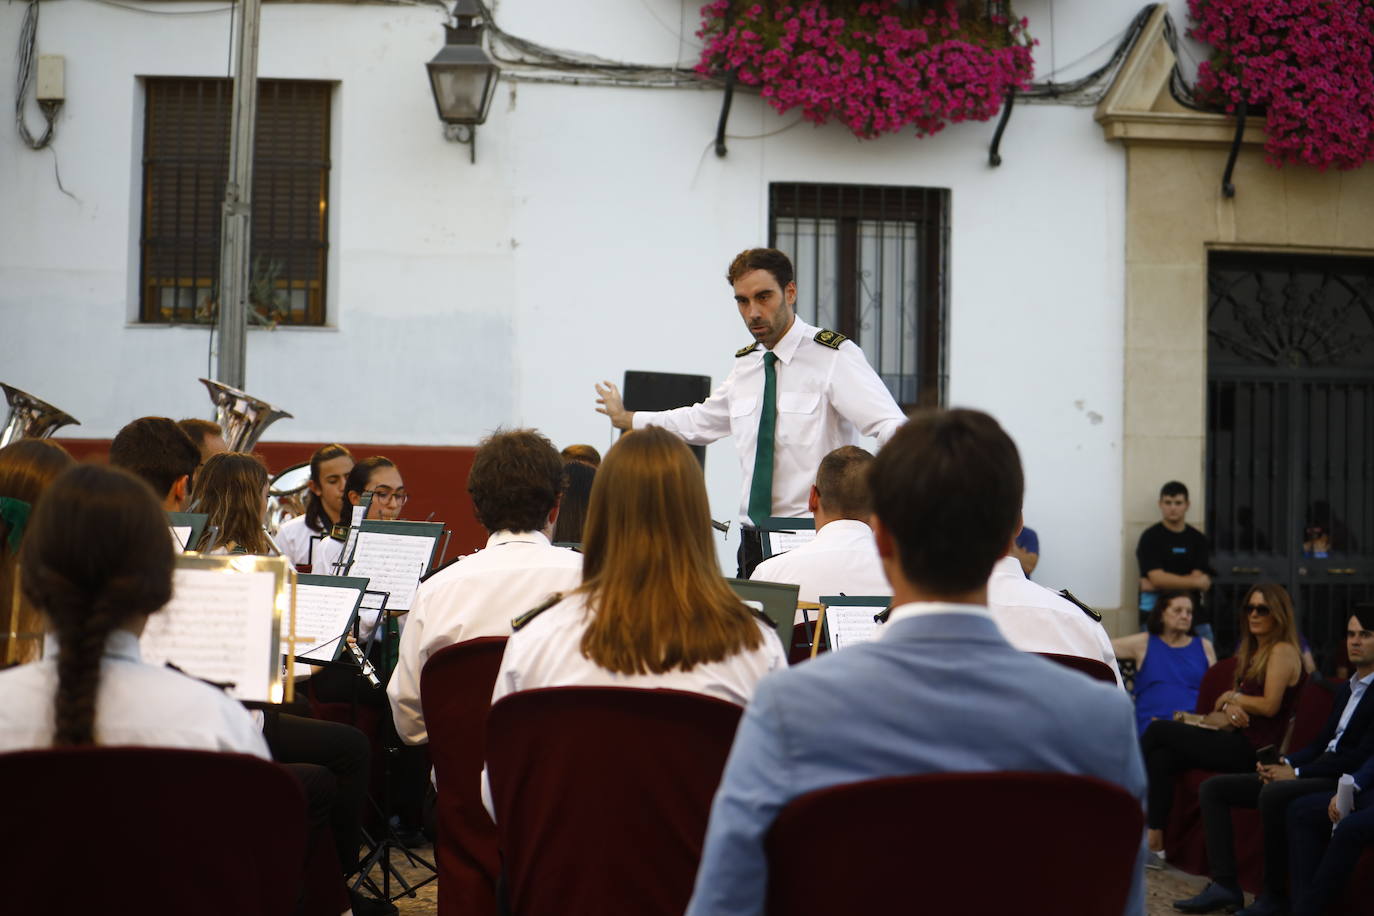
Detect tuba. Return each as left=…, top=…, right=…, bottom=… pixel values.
left=0, top=383, right=80, bottom=449
left=198, top=377, right=293, bottom=453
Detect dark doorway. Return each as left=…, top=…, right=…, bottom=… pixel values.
left=1206, top=251, right=1374, bottom=672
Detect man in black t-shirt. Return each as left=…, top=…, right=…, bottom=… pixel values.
left=1137, top=480, right=1214, bottom=637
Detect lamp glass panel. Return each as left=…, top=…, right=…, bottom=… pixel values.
left=431, top=69, right=490, bottom=122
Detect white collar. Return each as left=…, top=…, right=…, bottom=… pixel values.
left=42, top=628, right=144, bottom=663
left=768, top=315, right=814, bottom=366
left=990, top=555, right=1027, bottom=579
left=486, top=529, right=553, bottom=549
left=881, top=601, right=990, bottom=636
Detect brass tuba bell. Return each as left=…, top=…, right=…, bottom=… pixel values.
left=0, top=383, right=80, bottom=449
left=198, top=377, right=293, bottom=453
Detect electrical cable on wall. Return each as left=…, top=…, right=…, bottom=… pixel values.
left=14, top=0, right=59, bottom=150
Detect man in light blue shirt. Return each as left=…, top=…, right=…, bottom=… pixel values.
left=686, top=408, right=1146, bottom=916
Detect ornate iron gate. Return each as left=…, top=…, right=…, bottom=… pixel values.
left=1206, top=251, right=1374, bottom=671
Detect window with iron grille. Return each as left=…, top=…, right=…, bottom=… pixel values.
left=769, top=183, right=948, bottom=409
left=140, top=77, right=331, bottom=325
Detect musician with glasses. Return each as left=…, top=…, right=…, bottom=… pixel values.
left=1140, top=584, right=1303, bottom=876
left=311, top=456, right=408, bottom=575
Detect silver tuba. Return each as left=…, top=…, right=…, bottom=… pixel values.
left=198, top=377, right=293, bottom=453
left=0, top=383, right=80, bottom=449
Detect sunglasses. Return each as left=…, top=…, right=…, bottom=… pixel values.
left=1244, top=603, right=1272, bottom=617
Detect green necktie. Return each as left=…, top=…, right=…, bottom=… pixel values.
left=748, top=351, right=778, bottom=526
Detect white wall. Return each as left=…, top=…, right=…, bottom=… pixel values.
left=0, top=0, right=1198, bottom=602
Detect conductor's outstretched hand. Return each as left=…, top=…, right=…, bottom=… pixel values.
left=595, top=381, right=633, bottom=431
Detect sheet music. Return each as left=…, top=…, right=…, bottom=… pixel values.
left=349, top=532, right=433, bottom=612
left=770, top=529, right=817, bottom=554
left=169, top=526, right=191, bottom=551
left=141, top=567, right=277, bottom=702
left=292, top=582, right=365, bottom=678
left=827, top=605, right=884, bottom=651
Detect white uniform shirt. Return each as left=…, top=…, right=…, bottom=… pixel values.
left=749, top=519, right=889, bottom=607
left=311, top=536, right=344, bottom=576
left=276, top=514, right=324, bottom=567
left=0, top=630, right=270, bottom=757
left=632, top=317, right=906, bottom=523
left=985, top=556, right=1124, bottom=687
left=387, top=530, right=583, bottom=745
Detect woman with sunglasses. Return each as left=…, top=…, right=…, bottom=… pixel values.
left=1140, top=583, right=1303, bottom=871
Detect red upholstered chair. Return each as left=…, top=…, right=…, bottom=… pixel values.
left=0, top=746, right=307, bottom=915
left=485, top=686, right=744, bottom=916
left=764, top=771, right=1143, bottom=915
left=419, top=637, right=508, bottom=916
left=1037, top=651, right=1119, bottom=683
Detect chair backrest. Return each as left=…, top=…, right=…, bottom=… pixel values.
left=1286, top=676, right=1337, bottom=755
left=419, top=636, right=509, bottom=916
left=1196, top=655, right=1239, bottom=713
left=1, top=746, right=307, bottom=914
left=486, top=686, right=744, bottom=916
left=1037, top=651, right=1118, bottom=683
left=764, top=771, right=1144, bottom=916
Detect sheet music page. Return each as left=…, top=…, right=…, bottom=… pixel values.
left=141, top=567, right=277, bottom=702
left=169, top=526, right=191, bottom=551
left=828, top=606, right=884, bottom=651
left=350, top=532, right=433, bottom=612
left=770, top=529, right=817, bottom=554
left=292, top=583, right=364, bottom=678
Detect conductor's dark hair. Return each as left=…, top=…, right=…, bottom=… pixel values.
left=727, top=248, right=795, bottom=291
left=467, top=429, right=565, bottom=535
left=20, top=465, right=175, bottom=746
left=1160, top=480, right=1190, bottom=501
left=815, top=446, right=874, bottom=520
left=304, top=444, right=354, bottom=533
left=552, top=461, right=595, bottom=545
left=109, top=416, right=201, bottom=500
left=870, top=408, right=1023, bottom=596
left=344, top=456, right=397, bottom=504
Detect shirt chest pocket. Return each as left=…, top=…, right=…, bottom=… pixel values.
left=729, top=396, right=758, bottom=438
left=775, top=391, right=822, bottom=445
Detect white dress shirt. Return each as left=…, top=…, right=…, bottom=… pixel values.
left=311, top=535, right=344, bottom=576
left=387, top=530, right=583, bottom=745
left=0, top=630, right=270, bottom=758
left=985, top=556, right=1124, bottom=687
left=632, top=316, right=906, bottom=523
left=275, top=514, right=321, bottom=567
left=749, top=519, right=889, bottom=608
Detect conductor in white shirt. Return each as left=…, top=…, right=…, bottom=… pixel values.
left=387, top=429, right=583, bottom=746
left=594, top=248, right=906, bottom=577
left=749, top=445, right=888, bottom=603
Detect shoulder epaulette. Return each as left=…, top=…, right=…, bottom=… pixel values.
left=328, top=524, right=349, bottom=542
left=1057, top=588, right=1103, bottom=623
left=745, top=605, right=776, bottom=629
left=814, top=329, right=848, bottom=350
left=735, top=342, right=760, bottom=358
left=512, top=592, right=564, bottom=631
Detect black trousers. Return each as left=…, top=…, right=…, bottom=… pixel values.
left=1288, top=786, right=1374, bottom=916
left=1199, top=773, right=1337, bottom=897
left=1141, top=719, right=1257, bottom=829
left=267, top=712, right=371, bottom=875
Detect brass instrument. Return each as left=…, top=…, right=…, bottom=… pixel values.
left=0, top=383, right=80, bottom=449
left=266, top=462, right=311, bottom=536
left=198, top=377, right=293, bottom=453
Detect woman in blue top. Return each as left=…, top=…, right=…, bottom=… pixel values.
left=1114, top=590, right=1216, bottom=735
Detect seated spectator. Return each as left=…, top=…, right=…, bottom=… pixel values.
left=312, top=456, right=407, bottom=575
left=109, top=416, right=202, bottom=512
left=490, top=426, right=786, bottom=706
left=189, top=452, right=272, bottom=555
left=551, top=460, right=594, bottom=546
left=1113, top=590, right=1215, bottom=734
left=1285, top=738, right=1374, bottom=916
left=560, top=443, right=601, bottom=468
left=177, top=417, right=228, bottom=469
left=1011, top=524, right=1039, bottom=577
left=686, top=409, right=1145, bottom=916
left=987, top=524, right=1123, bottom=686
left=1140, top=583, right=1303, bottom=868
left=1174, top=609, right=1374, bottom=915
left=0, top=439, right=73, bottom=664
left=388, top=429, right=583, bottom=746
left=276, top=444, right=354, bottom=567
left=749, top=446, right=887, bottom=603
left=0, top=464, right=266, bottom=754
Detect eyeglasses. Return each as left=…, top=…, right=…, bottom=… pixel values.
left=365, top=488, right=409, bottom=506
left=1245, top=603, right=1272, bottom=617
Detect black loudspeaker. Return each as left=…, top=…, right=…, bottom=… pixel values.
left=622, top=371, right=712, bottom=469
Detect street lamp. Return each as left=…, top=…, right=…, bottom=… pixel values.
left=427, top=0, right=500, bottom=163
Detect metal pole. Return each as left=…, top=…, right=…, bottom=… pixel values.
left=216, top=0, right=262, bottom=390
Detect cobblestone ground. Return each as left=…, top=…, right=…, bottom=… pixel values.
left=378, top=844, right=1237, bottom=916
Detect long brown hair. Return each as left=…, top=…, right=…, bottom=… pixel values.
left=20, top=465, right=175, bottom=745
left=190, top=452, right=271, bottom=554
left=0, top=439, right=74, bottom=664
left=303, top=443, right=353, bottom=533
left=577, top=427, right=762, bottom=674
left=1234, top=582, right=1300, bottom=685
